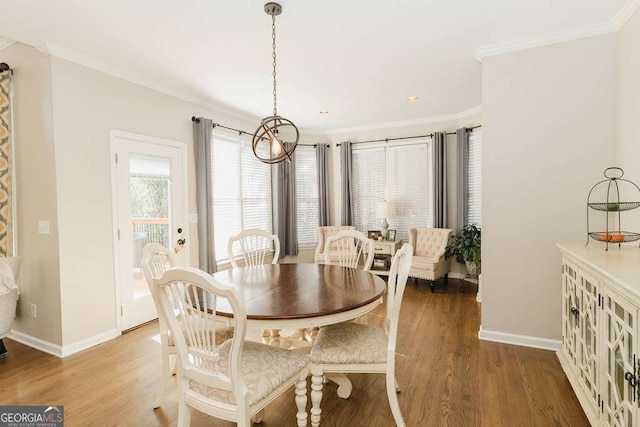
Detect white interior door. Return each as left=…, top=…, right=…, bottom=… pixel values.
left=112, top=132, right=187, bottom=331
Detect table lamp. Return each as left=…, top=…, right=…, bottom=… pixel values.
left=376, top=201, right=396, bottom=240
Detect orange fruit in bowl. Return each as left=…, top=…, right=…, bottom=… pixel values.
left=600, top=232, right=610, bottom=241
left=611, top=233, right=624, bottom=243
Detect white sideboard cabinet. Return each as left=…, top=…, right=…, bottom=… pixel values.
left=558, top=243, right=640, bottom=426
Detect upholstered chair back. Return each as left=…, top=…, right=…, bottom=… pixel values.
left=315, top=226, right=355, bottom=263
left=409, top=228, right=452, bottom=261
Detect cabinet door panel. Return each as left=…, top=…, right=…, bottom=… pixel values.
left=602, top=289, right=638, bottom=427
left=577, top=270, right=600, bottom=415
left=562, top=260, right=580, bottom=374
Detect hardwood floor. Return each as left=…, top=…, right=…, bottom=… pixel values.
left=0, top=279, right=588, bottom=426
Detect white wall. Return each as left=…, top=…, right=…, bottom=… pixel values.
left=0, top=43, right=63, bottom=346
left=617, top=8, right=640, bottom=232
left=481, top=34, right=617, bottom=345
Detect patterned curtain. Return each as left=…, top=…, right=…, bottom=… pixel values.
left=0, top=70, right=14, bottom=257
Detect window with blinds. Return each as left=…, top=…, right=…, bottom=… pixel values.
left=352, top=141, right=431, bottom=242
left=212, top=133, right=272, bottom=262
left=352, top=148, right=386, bottom=235
left=467, top=130, right=482, bottom=228
left=295, top=146, right=319, bottom=247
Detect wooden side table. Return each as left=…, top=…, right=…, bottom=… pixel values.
left=366, top=239, right=402, bottom=276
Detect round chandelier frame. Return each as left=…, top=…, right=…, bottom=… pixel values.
left=252, top=2, right=299, bottom=164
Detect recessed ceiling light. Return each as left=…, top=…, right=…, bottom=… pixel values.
left=319, top=110, right=330, bottom=115
left=405, top=96, right=419, bottom=102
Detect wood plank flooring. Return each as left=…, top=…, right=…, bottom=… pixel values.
left=0, top=279, right=589, bottom=426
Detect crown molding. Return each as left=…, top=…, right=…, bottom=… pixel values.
left=34, top=42, right=261, bottom=126
left=474, top=20, right=617, bottom=62
left=0, top=36, right=16, bottom=51
left=456, top=105, right=483, bottom=120
left=326, top=106, right=482, bottom=135
left=614, top=0, right=640, bottom=30
left=474, top=0, right=640, bottom=62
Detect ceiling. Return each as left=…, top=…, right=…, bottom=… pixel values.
left=0, top=0, right=633, bottom=132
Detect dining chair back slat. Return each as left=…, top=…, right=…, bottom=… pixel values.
left=228, top=229, right=280, bottom=269
left=323, top=229, right=374, bottom=271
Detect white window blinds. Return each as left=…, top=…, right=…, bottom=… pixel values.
left=352, top=148, right=386, bottom=234
left=212, top=133, right=272, bottom=262
left=387, top=144, right=431, bottom=242
left=295, top=146, right=319, bottom=247
left=467, top=130, right=482, bottom=228
left=352, top=141, right=431, bottom=243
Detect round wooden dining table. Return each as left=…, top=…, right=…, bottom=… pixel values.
left=210, top=263, right=386, bottom=400
left=211, top=263, right=386, bottom=330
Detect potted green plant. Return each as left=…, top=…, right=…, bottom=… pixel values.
left=445, top=224, right=481, bottom=278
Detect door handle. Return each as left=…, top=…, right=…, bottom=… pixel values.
left=174, top=228, right=186, bottom=253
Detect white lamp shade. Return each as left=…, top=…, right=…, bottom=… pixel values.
left=376, top=201, right=396, bottom=219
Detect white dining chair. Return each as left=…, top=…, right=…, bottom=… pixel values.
left=323, top=229, right=374, bottom=271
left=309, top=243, right=414, bottom=427
left=228, top=229, right=281, bottom=341
left=141, top=243, right=233, bottom=409
left=314, top=226, right=355, bottom=264
left=153, top=266, right=310, bottom=427
left=141, top=243, right=177, bottom=409
left=227, top=229, right=280, bottom=268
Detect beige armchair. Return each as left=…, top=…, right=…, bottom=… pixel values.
left=408, top=227, right=453, bottom=293
left=314, top=226, right=355, bottom=264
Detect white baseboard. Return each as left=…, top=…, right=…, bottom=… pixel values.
left=7, top=328, right=119, bottom=358
left=61, top=329, right=119, bottom=357
left=448, top=272, right=466, bottom=280
left=478, top=326, right=561, bottom=351
left=7, top=330, right=63, bottom=357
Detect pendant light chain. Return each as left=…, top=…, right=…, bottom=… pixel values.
left=272, top=14, right=278, bottom=117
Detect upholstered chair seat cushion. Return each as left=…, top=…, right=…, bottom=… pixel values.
left=167, top=325, right=234, bottom=347
left=310, top=321, right=387, bottom=364
left=189, top=340, right=309, bottom=405
left=410, top=255, right=440, bottom=271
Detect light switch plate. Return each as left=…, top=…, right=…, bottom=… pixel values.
left=38, top=220, right=50, bottom=235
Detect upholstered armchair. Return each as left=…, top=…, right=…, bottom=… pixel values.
left=408, top=227, right=453, bottom=292
left=314, top=226, right=355, bottom=264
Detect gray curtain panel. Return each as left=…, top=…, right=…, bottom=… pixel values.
left=340, top=141, right=354, bottom=226
left=316, top=143, right=330, bottom=226
left=433, top=132, right=447, bottom=228
left=272, top=143, right=298, bottom=257
left=456, top=128, right=470, bottom=235
left=193, top=117, right=217, bottom=273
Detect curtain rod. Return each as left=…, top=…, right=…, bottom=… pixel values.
left=0, top=63, right=12, bottom=75
left=335, top=125, right=481, bottom=147
left=191, top=116, right=329, bottom=148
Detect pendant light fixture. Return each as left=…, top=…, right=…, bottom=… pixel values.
left=252, top=2, right=299, bottom=164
